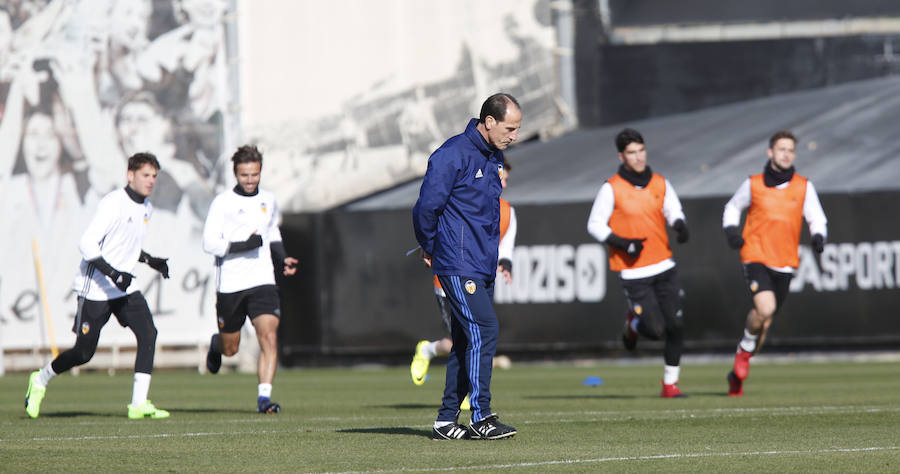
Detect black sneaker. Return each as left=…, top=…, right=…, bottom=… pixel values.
left=432, top=422, right=470, bottom=440
left=469, top=414, right=516, bottom=440
left=206, top=335, right=221, bottom=374
left=258, top=397, right=281, bottom=414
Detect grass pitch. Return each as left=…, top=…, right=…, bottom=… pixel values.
left=1, top=359, right=898, bottom=472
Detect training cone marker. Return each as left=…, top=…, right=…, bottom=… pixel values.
left=583, top=376, right=604, bottom=386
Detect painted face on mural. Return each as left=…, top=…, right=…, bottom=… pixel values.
left=22, top=113, right=62, bottom=180
left=180, top=0, right=227, bottom=28
left=117, top=100, right=171, bottom=157
left=108, top=0, right=151, bottom=51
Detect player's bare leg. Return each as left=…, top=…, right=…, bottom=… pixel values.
left=253, top=314, right=280, bottom=413
left=732, top=291, right=776, bottom=387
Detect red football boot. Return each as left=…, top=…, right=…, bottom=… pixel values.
left=733, top=348, right=752, bottom=381
left=661, top=381, right=687, bottom=398
left=727, top=370, right=744, bottom=397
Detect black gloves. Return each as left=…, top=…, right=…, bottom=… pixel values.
left=811, top=233, right=825, bottom=254
left=606, top=233, right=646, bottom=257
left=229, top=234, right=263, bottom=254
left=139, top=251, right=169, bottom=278
left=498, top=258, right=512, bottom=275
left=724, top=226, right=744, bottom=249
left=111, top=271, right=134, bottom=291
left=88, top=257, right=134, bottom=291
left=673, top=219, right=689, bottom=244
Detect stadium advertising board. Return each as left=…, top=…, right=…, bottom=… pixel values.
left=278, top=192, right=900, bottom=360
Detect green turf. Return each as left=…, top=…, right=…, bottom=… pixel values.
left=1, top=360, right=898, bottom=472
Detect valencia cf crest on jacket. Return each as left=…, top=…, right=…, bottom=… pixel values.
left=465, top=280, right=477, bottom=294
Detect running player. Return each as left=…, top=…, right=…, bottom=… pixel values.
left=25, top=153, right=171, bottom=419
left=202, top=145, right=298, bottom=413
left=723, top=130, right=827, bottom=396
left=587, top=128, right=691, bottom=398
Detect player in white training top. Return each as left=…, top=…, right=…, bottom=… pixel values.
left=25, top=152, right=172, bottom=419
left=202, top=145, right=298, bottom=414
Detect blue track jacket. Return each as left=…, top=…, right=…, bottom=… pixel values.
left=413, top=119, right=504, bottom=281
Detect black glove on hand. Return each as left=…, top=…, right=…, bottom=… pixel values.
left=673, top=219, right=690, bottom=244
left=140, top=251, right=169, bottom=278
left=110, top=271, right=134, bottom=291
left=811, top=233, right=825, bottom=254
left=607, top=233, right=646, bottom=257
left=89, top=257, right=133, bottom=291
left=724, top=226, right=744, bottom=249
left=229, top=234, right=263, bottom=254
left=498, top=258, right=512, bottom=276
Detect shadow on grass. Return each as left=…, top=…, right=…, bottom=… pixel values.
left=167, top=408, right=244, bottom=414
left=524, top=394, right=638, bottom=400
left=337, top=427, right=429, bottom=438
left=369, top=403, right=436, bottom=410
left=41, top=411, right=119, bottom=418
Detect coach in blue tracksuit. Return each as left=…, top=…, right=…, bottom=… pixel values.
left=413, top=93, right=522, bottom=440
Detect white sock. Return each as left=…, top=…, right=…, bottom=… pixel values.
left=423, top=341, right=439, bottom=359
left=131, top=372, right=151, bottom=406
left=738, top=329, right=758, bottom=353
left=434, top=421, right=453, bottom=428
left=36, top=362, right=57, bottom=387
left=663, top=365, right=680, bottom=385
left=258, top=383, right=272, bottom=399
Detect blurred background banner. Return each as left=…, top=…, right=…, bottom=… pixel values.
left=278, top=191, right=900, bottom=364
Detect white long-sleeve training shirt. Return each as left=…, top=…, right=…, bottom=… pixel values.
left=497, top=206, right=517, bottom=264
left=722, top=177, right=828, bottom=273
left=72, top=188, right=151, bottom=301
left=587, top=178, right=686, bottom=280
left=202, top=187, right=283, bottom=293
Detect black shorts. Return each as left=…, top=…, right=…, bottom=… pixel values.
left=620, top=268, right=684, bottom=334
left=742, top=262, right=792, bottom=310
left=73, top=292, right=153, bottom=336
left=215, top=284, right=280, bottom=333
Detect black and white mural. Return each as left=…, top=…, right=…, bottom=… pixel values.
left=240, top=0, right=562, bottom=211
left=0, top=0, right=233, bottom=350
left=1, top=0, right=565, bottom=354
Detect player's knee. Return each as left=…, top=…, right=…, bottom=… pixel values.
left=258, top=331, right=278, bottom=351
left=145, top=325, right=158, bottom=344
left=222, top=344, right=239, bottom=357
left=73, top=345, right=97, bottom=365
left=643, top=319, right=665, bottom=340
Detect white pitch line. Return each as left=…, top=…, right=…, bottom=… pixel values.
left=3, top=404, right=897, bottom=443
left=322, top=446, right=900, bottom=474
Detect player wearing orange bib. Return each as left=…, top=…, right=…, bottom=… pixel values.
left=587, top=128, right=690, bottom=398
left=722, top=130, right=827, bottom=396
left=411, top=161, right=517, bottom=399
